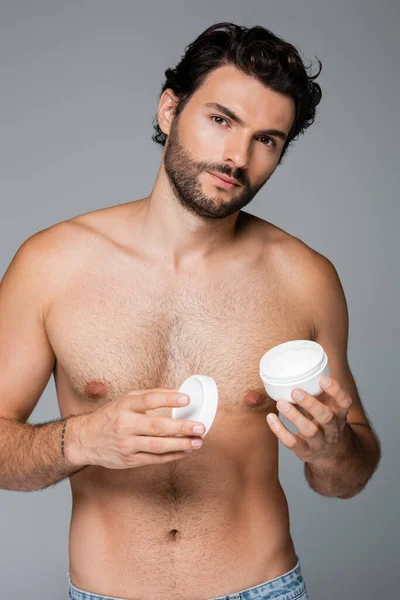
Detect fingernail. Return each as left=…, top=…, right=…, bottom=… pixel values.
left=292, top=389, right=304, bottom=401
left=178, top=395, right=189, bottom=404
left=192, top=425, right=204, bottom=434
left=320, top=377, right=330, bottom=388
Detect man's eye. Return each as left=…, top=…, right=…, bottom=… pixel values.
left=259, top=137, right=276, bottom=147
left=211, top=115, right=229, bottom=126
left=211, top=117, right=276, bottom=148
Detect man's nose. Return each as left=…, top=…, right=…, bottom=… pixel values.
left=222, top=134, right=251, bottom=171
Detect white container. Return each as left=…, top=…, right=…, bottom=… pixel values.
left=171, top=375, right=218, bottom=438
left=260, top=340, right=330, bottom=403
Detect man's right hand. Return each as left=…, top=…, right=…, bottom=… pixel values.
left=66, top=388, right=205, bottom=469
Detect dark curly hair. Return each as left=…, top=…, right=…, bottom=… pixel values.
left=152, top=21, right=322, bottom=164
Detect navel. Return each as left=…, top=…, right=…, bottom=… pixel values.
left=167, top=529, right=180, bottom=540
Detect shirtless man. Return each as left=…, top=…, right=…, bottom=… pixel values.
left=0, top=22, right=380, bottom=600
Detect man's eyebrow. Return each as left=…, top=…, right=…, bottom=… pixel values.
left=204, top=102, right=288, bottom=142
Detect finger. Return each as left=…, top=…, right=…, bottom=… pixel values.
left=137, top=415, right=206, bottom=438
left=122, top=390, right=190, bottom=413
left=290, top=388, right=347, bottom=428
left=131, top=450, right=197, bottom=466
left=276, top=400, right=322, bottom=439
left=318, top=376, right=353, bottom=414
left=267, top=413, right=305, bottom=452
left=134, top=433, right=203, bottom=455
left=125, top=387, right=180, bottom=396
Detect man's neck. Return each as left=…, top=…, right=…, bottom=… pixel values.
left=135, top=168, right=242, bottom=270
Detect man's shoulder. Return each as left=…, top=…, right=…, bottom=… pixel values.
left=249, top=213, right=326, bottom=260
left=68, top=200, right=143, bottom=246
left=69, top=203, right=127, bottom=229
left=25, top=202, right=133, bottom=252
left=16, top=219, right=83, bottom=262
left=251, top=214, right=337, bottom=290
left=17, top=209, right=117, bottom=289
left=17, top=210, right=123, bottom=327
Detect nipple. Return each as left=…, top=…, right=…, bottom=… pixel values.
left=242, top=389, right=266, bottom=408
left=84, top=380, right=110, bottom=399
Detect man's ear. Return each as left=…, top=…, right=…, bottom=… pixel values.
left=157, top=89, right=180, bottom=137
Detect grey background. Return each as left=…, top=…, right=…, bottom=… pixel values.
left=0, top=1, right=398, bottom=598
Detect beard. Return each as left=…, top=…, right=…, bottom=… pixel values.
left=163, top=116, right=271, bottom=222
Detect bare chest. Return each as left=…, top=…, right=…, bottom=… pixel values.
left=45, top=246, right=312, bottom=418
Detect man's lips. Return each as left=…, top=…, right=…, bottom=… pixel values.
left=208, top=171, right=241, bottom=186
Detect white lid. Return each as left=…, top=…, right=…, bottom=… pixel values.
left=171, top=375, right=218, bottom=438
left=260, top=340, right=326, bottom=384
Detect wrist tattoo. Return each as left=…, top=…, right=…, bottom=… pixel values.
left=61, top=419, right=67, bottom=458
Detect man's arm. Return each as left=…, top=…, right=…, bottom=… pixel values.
left=0, top=226, right=87, bottom=491
left=303, top=251, right=381, bottom=498
left=0, top=415, right=87, bottom=492
left=304, top=420, right=381, bottom=499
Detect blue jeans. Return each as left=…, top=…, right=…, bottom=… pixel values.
left=67, top=554, right=308, bottom=599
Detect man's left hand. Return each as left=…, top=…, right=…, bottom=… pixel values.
left=266, top=376, right=354, bottom=466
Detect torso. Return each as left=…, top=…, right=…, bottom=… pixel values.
left=44, top=200, right=315, bottom=600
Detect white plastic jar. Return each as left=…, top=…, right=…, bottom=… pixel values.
left=260, top=340, right=330, bottom=403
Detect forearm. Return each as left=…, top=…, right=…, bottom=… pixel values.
left=0, top=414, right=88, bottom=492
left=304, top=423, right=381, bottom=499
